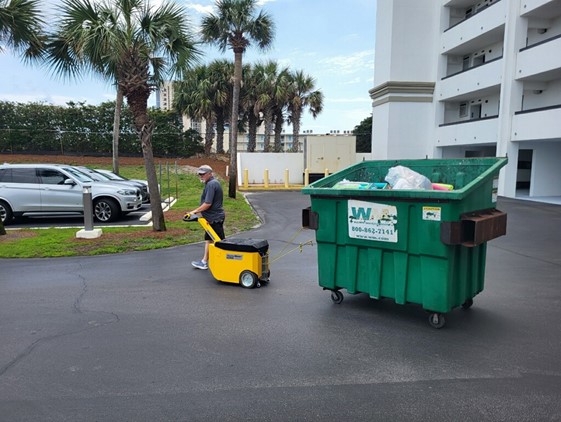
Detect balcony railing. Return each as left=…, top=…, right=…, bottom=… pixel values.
left=439, top=115, right=499, bottom=127
left=520, top=33, right=561, bottom=52
left=444, top=0, right=502, bottom=32
left=442, top=56, right=502, bottom=80
left=515, top=103, right=561, bottom=115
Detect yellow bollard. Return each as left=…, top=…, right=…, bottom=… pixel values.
left=304, top=168, right=310, bottom=186
left=243, top=168, right=249, bottom=189
left=324, top=168, right=329, bottom=177
left=284, top=169, right=289, bottom=188
left=264, top=169, right=269, bottom=189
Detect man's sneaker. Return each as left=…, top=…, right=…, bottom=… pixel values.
left=191, top=260, right=208, bottom=270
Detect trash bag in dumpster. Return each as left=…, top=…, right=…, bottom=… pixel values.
left=301, top=157, right=508, bottom=328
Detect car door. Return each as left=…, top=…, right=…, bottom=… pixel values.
left=37, top=167, right=83, bottom=211
left=0, top=167, right=42, bottom=211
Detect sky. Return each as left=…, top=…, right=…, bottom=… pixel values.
left=0, top=0, right=377, bottom=135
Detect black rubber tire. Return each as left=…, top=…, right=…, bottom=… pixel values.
left=0, top=200, right=13, bottom=224
left=330, top=290, right=344, bottom=304
left=94, top=198, right=120, bottom=223
left=428, top=312, right=446, bottom=329
left=239, top=270, right=258, bottom=289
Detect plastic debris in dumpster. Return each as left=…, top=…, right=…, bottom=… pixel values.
left=301, top=157, right=508, bottom=328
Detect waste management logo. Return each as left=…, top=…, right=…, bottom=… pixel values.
left=348, top=200, right=398, bottom=242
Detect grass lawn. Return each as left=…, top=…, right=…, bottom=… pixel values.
left=0, top=164, right=259, bottom=258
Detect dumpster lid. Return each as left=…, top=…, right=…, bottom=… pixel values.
left=301, top=157, right=507, bottom=200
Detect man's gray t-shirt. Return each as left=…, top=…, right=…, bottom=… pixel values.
left=200, top=177, right=225, bottom=223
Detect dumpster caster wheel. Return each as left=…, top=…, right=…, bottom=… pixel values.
left=330, top=290, right=344, bottom=304
left=240, top=270, right=258, bottom=289
left=428, top=313, right=446, bottom=329
left=461, top=299, right=473, bottom=309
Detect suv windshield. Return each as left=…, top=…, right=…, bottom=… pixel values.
left=62, top=166, right=95, bottom=182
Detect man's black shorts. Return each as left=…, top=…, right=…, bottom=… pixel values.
left=205, top=221, right=225, bottom=241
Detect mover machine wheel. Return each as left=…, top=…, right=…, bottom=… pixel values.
left=239, top=270, right=258, bottom=289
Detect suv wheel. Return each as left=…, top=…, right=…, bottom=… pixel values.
left=0, top=200, right=13, bottom=224
left=94, top=198, right=119, bottom=223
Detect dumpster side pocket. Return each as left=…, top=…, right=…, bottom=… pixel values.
left=440, top=209, right=507, bottom=247
left=302, top=207, right=319, bottom=230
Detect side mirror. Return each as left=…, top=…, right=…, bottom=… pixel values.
left=63, top=178, right=76, bottom=186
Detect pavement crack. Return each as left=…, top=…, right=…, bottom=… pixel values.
left=73, top=273, right=88, bottom=314
left=0, top=270, right=119, bottom=378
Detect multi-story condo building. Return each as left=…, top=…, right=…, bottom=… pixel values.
left=370, top=0, right=561, bottom=200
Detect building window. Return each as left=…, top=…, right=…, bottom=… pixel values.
left=472, top=54, right=485, bottom=67
left=459, top=103, right=468, bottom=118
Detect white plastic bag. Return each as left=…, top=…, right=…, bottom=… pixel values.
left=385, top=165, right=433, bottom=190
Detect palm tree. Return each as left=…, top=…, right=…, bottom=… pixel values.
left=253, top=61, right=289, bottom=152
left=272, top=67, right=291, bottom=152
left=287, top=70, right=324, bottom=152
left=0, top=0, right=44, bottom=60
left=201, top=0, right=274, bottom=199
left=175, top=66, right=216, bottom=154
left=240, top=63, right=260, bottom=152
left=208, top=59, right=234, bottom=154
left=0, top=0, right=44, bottom=235
left=45, top=0, right=200, bottom=231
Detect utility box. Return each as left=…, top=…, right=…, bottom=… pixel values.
left=305, top=135, right=356, bottom=178
left=302, top=157, right=508, bottom=328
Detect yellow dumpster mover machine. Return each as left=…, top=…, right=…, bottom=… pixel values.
left=183, top=213, right=270, bottom=288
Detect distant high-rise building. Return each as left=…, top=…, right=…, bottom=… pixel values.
left=371, top=0, right=561, bottom=201
left=155, top=81, right=175, bottom=111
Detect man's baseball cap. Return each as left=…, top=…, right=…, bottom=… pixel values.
left=197, top=165, right=213, bottom=175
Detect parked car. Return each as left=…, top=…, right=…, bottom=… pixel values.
left=75, top=166, right=150, bottom=203
left=0, top=163, right=142, bottom=224
left=95, top=169, right=154, bottom=203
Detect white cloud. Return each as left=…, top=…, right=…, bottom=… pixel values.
left=184, top=1, right=214, bottom=15
left=319, top=50, right=374, bottom=75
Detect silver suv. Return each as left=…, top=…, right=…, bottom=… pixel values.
left=0, top=163, right=142, bottom=224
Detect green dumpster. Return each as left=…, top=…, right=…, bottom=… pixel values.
left=301, top=157, right=508, bottom=328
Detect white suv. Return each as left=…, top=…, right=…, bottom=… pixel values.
left=0, top=163, right=142, bottom=224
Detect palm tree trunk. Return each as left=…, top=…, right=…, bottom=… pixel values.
left=139, top=122, right=166, bottom=231
left=292, top=109, right=301, bottom=152
left=0, top=220, right=5, bottom=236
left=112, top=86, right=123, bottom=174
left=273, top=110, right=283, bottom=152
left=216, top=110, right=225, bottom=154
left=204, top=115, right=215, bottom=154
left=247, top=112, right=257, bottom=152
left=229, top=50, right=243, bottom=199
left=263, top=108, right=273, bottom=152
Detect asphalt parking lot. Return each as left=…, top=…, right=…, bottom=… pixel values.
left=1, top=192, right=560, bottom=421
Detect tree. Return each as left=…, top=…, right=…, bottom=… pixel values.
left=287, top=70, right=323, bottom=152
left=353, top=115, right=372, bottom=153
left=207, top=59, right=234, bottom=154
left=240, top=63, right=260, bottom=152
left=0, top=0, right=45, bottom=235
left=0, top=0, right=44, bottom=59
left=201, top=0, right=274, bottom=199
left=175, top=65, right=216, bottom=154
left=45, top=0, right=200, bottom=231
left=253, top=61, right=289, bottom=152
